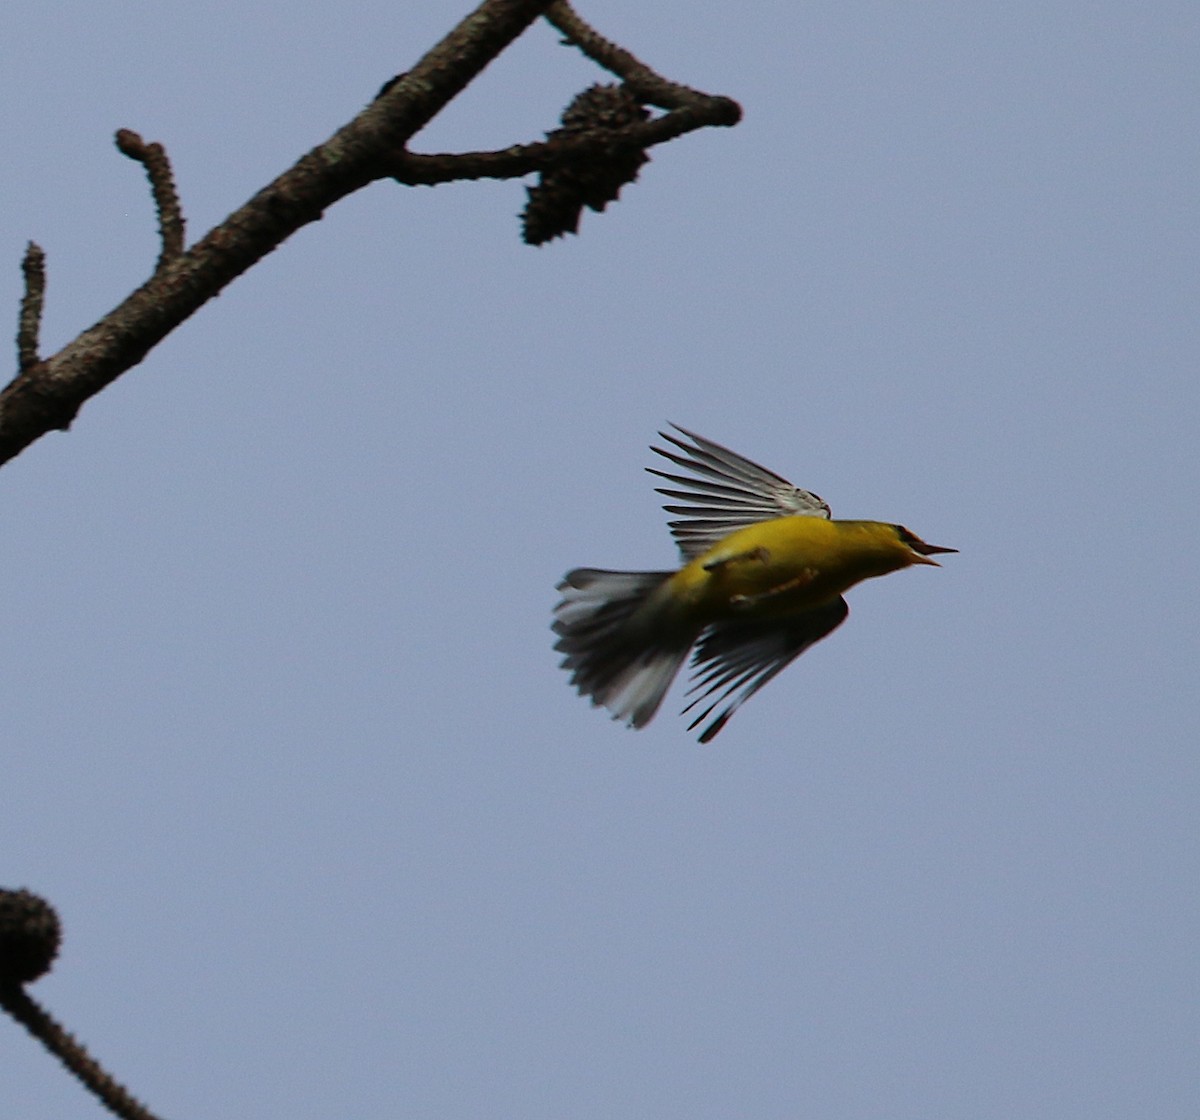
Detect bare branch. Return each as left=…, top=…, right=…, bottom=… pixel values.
left=16, top=242, right=45, bottom=372
left=0, top=0, right=738, bottom=466
left=0, top=985, right=163, bottom=1120
left=394, top=102, right=736, bottom=185
left=0, top=0, right=557, bottom=463
left=115, top=129, right=186, bottom=268
left=545, top=1, right=739, bottom=120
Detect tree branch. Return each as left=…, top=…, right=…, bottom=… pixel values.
left=545, top=1, right=736, bottom=117
left=394, top=100, right=738, bottom=185
left=0, top=0, right=557, bottom=466
left=0, top=985, right=162, bottom=1120
left=0, top=0, right=738, bottom=468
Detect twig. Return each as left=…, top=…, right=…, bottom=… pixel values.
left=545, top=1, right=738, bottom=118
left=115, top=130, right=186, bottom=268
left=397, top=3, right=739, bottom=189
left=17, top=242, right=46, bottom=372
left=394, top=104, right=737, bottom=185
left=0, top=984, right=163, bottom=1120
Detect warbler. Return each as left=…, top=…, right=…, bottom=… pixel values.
left=553, top=426, right=955, bottom=742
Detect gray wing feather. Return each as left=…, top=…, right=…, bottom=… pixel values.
left=648, top=425, right=831, bottom=561
left=682, top=599, right=850, bottom=743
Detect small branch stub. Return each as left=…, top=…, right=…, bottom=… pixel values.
left=115, top=129, right=186, bottom=268
left=17, top=242, right=46, bottom=372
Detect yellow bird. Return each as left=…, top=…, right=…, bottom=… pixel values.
left=553, top=426, right=955, bottom=742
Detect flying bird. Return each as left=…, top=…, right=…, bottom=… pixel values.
left=553, top=426, right=955, bottom=742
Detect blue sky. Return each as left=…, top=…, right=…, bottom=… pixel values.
left=2, top=3, right=1197, bottom=1117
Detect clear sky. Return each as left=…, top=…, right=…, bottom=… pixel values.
left=2, top=3, right=1197, bottom=1118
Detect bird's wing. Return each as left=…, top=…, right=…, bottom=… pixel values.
left=682, top=598, right=850, bottom=743
left=647, top=425, right=832, bottom=561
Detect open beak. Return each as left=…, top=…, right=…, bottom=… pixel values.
left=908, top=540, right=957, bottom=567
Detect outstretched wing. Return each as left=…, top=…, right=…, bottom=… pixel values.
left=648, top=425, right=832, bottom=561
left=682, top=598, right=850, bottom=743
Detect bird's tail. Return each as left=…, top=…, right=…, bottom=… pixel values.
left=553, top=568, right=691, bottom=730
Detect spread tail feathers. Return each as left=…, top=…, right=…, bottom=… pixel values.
left=553, top=568, right=690, bottom=730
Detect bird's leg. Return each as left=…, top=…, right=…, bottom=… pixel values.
left=730, top=568, right=818, bottom=607
left=702, top=546, right=770, bottom=572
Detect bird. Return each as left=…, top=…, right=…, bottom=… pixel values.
left=552, top=425, right=955, bottom=743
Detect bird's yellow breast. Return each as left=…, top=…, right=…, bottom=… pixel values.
left=663, top=517, right=911, bottom=624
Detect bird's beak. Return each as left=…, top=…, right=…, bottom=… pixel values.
left=908, top=541, right=957, bottom=567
